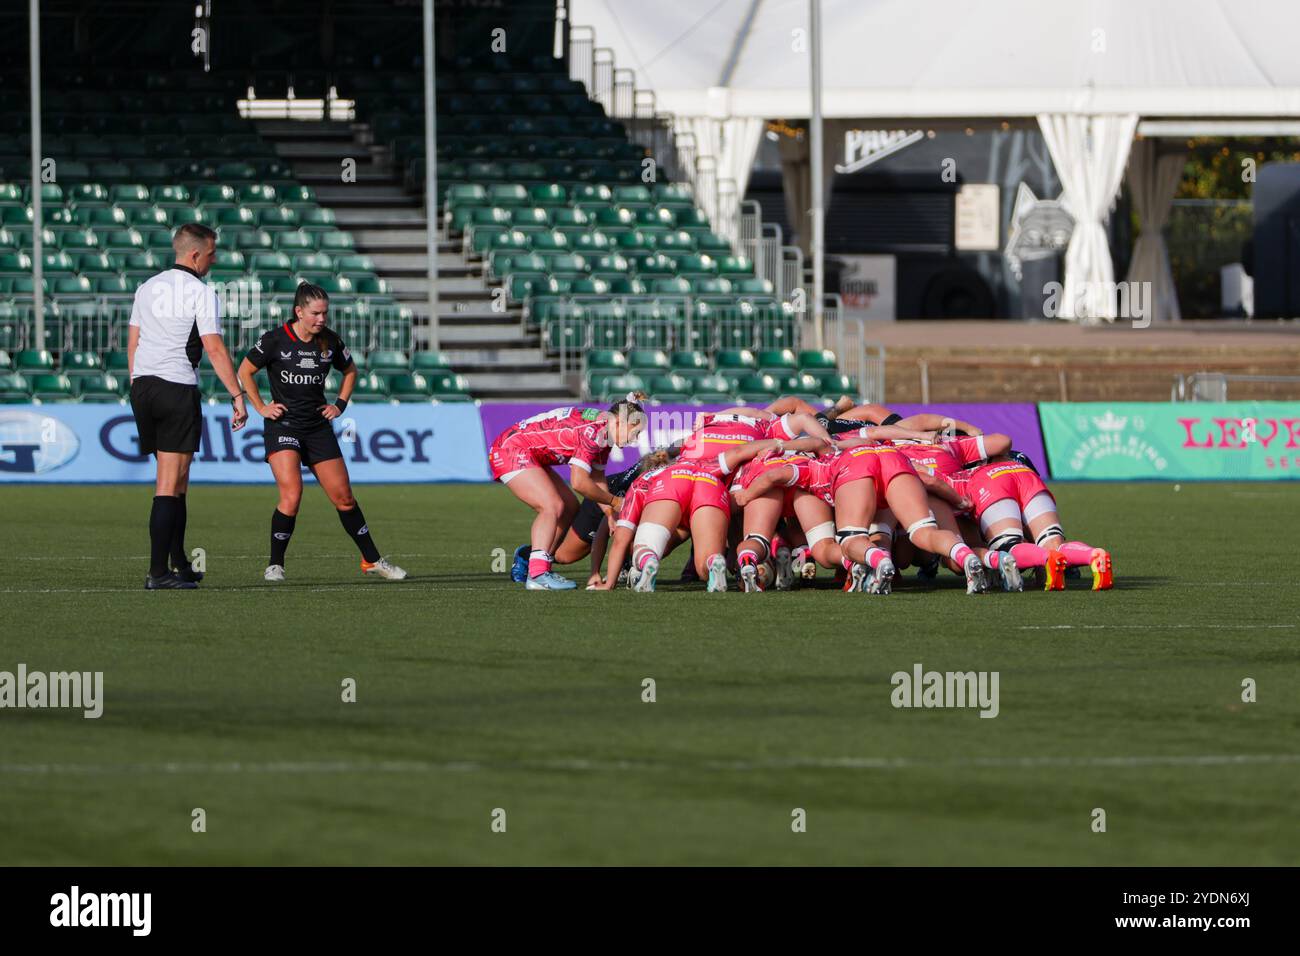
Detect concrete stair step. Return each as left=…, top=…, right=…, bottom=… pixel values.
left=462, top=370, right=572, bottom=393
left=370, top=251, right=470, bottom=273
left=442, top=347, right=551, bottom=367
left=434, top=324, right=533, bottom=347
left=352, top=228, right=438, bottom=249
left=387, top=275, right=484, bottom=295
left=329, top=200, right=424, bottom=218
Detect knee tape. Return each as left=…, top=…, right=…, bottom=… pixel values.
left=632, top=522, right=672, bottom=559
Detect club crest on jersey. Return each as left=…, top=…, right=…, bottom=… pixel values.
left=279, top=351, right=293, bottom=360
left=321, top=350, right=333, bottom=361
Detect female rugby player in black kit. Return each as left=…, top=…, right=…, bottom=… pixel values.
left=238, top=282, right=407, bottom=583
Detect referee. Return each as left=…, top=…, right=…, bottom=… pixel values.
left=127, top=223, right=248, bottom=589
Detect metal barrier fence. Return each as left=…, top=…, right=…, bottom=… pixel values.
left=1172, top=372, right=1300, bottom=401
left=0, top=296, right=418, bottom=358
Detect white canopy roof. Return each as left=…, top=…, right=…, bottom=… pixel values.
left=573, top=0, right=1300, bottom=119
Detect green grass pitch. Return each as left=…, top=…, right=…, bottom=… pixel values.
left=1, top=481, right=1297, bottom=865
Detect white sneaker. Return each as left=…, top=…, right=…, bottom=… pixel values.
left=773, top=546, right=794, bottom=591
left=994, top=551, right=1024, bottom=592
left=706, top=554, right=728, bottom=592
left=963, top=553, right=989, bottom=594
left=739, top=563, right=762, bottom=592
left=264, top=564, right=285, bottom=582
left=362, top=557, right=408, bottom=581
left=632, top=556, right=658, bottom=592
left=845, top=562, right=869, bottom=593
left=866, top=557, right=896, bottom=595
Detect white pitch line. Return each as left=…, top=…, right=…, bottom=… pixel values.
left=2, top=754, right=1298, bottom=776
left=0, top=585, right=496, bottom=595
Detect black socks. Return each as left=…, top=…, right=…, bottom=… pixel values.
left=270, top=509, right=297, bottom=566
left=149, top=495, right=180, bottom=578
left=337, top=505, right=381, bottom=563
left=170, top=492, right=189, bottom=571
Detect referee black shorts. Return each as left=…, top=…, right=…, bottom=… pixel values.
left=130, top=375, right=202, bottom=455
left=263, top=419, right=343, bottom=466
left=571, top=497, right=606, bottom=544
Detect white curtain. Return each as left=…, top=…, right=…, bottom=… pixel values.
left=1037, top=113, right=1139, bottom=321
left=1125, top=138, right=1185, bottom=323
left=676, top=115, right=764, bottom=247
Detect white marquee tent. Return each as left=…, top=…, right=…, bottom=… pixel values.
left=574, top=0, right=1300, bottom=322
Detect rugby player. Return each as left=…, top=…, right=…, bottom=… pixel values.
left=238, top=282, right=406, bottom=582
left=489, top=399, right=646, bottom=590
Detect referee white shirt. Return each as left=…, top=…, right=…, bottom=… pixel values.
left=129, top=265, right=223, bottom=385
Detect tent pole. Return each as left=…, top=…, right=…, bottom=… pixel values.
left=424, top=0, right=439, bottom=353
left=808, top=0, right=824, bottom=350
left=30, top=0, right=44, bottom=353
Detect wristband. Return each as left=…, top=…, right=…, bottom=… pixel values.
left=334, top=398, right=348, bottom=414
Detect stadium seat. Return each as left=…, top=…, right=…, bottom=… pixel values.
left=691, top=374, right=734, bottom=403
left=60, top=351, right=103, bottom=376
left=648, top=373, right=692, bottom=403
left=15, top=349, right=54, bottom=371
left=385, top=372, right=431, bottom=401
left=0, top=371, right=29, bottom=402
left=429, top=372, right=473, bottom=401
left=756, top=349, right=798, bottom=375
left=367, top=349, right=409, bottom=372
left=715, top=349, right=756, bottom=373
left=736, top=373, right=780, bottom=403
left=350, top=372, right=389, bottom=403
left=30, top=372, right=76, bottom=402
left=411, top=351, right=452, bottom=372
left=76, top=373, right=123, bottom=402
left=627, top=349, right=670, bottom=375
left=799, top=349, right=839, bottom=370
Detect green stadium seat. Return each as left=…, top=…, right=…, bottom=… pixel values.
left=0, top=348, right=10, bottom=370
left=736, top=373, right=780, bottom=404
left=429, top=372, right=473, bottom=402
left=166, top=207, right=205, bottom=228
left=715, top=349, right=757, bottom=373
left=15, top=349, right=54, bottom=371
left=655, top=230, right=695, bottom=251
left=809, top=370, right=855, bottom=396
left=627, top=349, right=670, bottom=375
left=713, top=255, right=752, bottom=276
left=368, top=349, right=409, bottom=373
left=636, top=207, right=675, bottom=229
left=732, top=277, right=773, bottom=295
left=586, top=350, right=627, bottom=373
left=95, top=276, right=132, bottom=295
left=198, top=185, right=238, bottom=205
left=76, top=373, right=122, bottom=402
left=669, top=350, right=710, bottom=379
left=691, top=373, right=734, bottom=402
left=597, top=373, right=646, bottom=402
left=151, top=185, right=190, bottom=206
left=30, top=372, right=76, bottom=402
left=385, top=372, right=431, bottom=401
left=0, top=251, right=31, bottom=273
left=349, top=372, right=390, bottom=403
left=530, top=183, right=567, bottom=206
left=319, top=231, right=356, bottom=251
left=798, top=349, right=838, bottom=371
left=756, top=348, right=798, bottom=375
left=60, top=351, right=103, bottom=376
left=299, top=208, right=336, bottom=231
left=105, top=351, right=131, bottom=373
left=411, top=351, right=452, bottom=372
left=0, top=371, right=29, bottom=402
